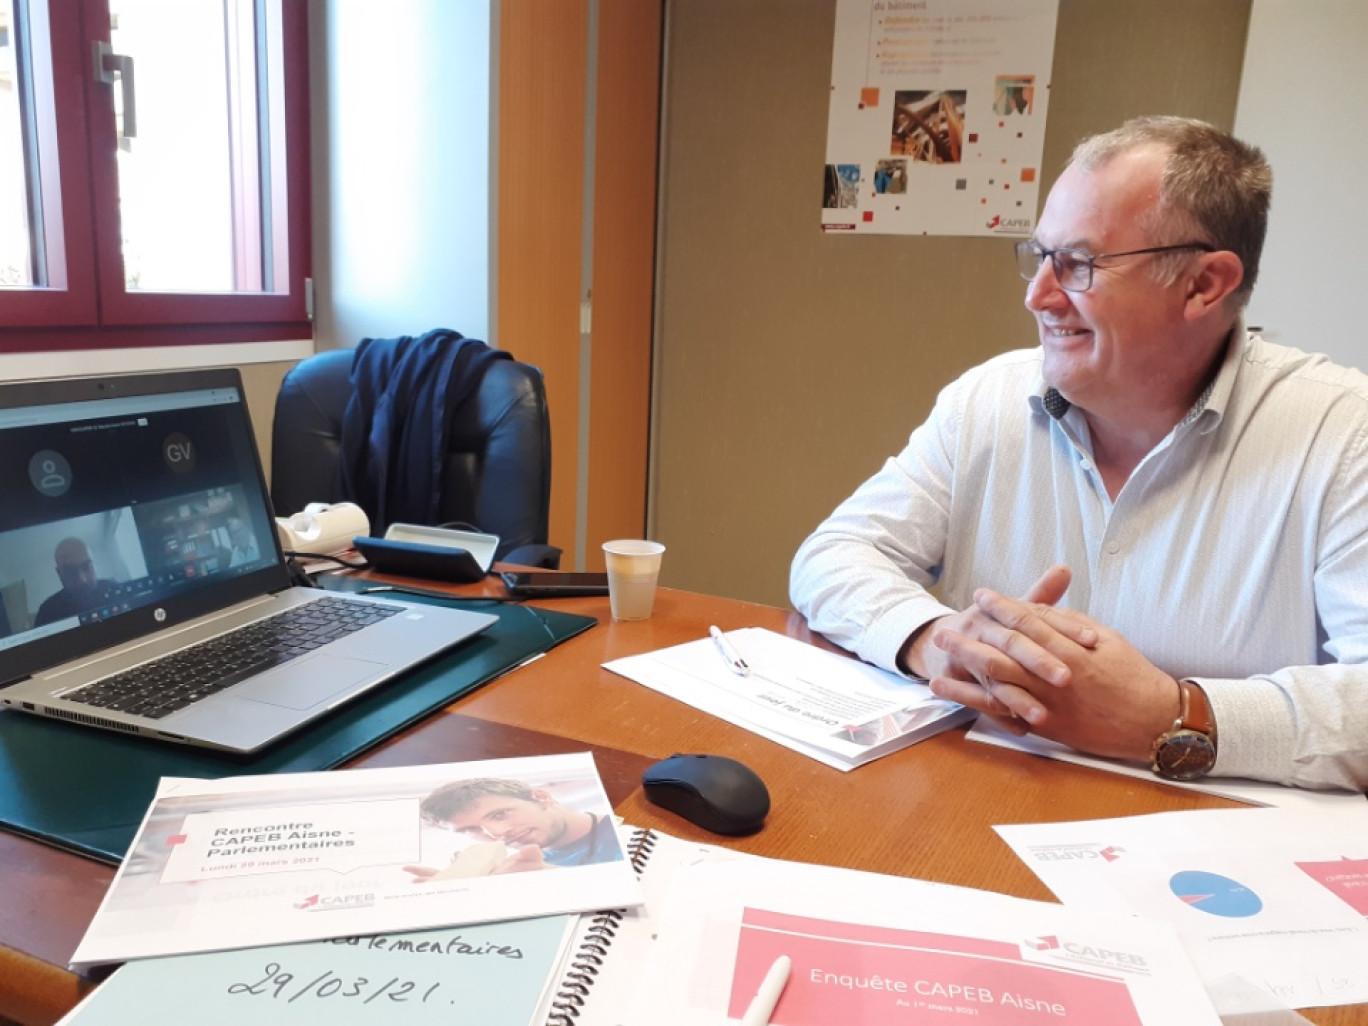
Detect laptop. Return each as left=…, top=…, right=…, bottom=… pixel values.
left=0, top=367, right=498, bottom=753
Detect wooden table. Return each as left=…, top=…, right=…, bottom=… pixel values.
left=1, top=576, right=1360, bottom=1024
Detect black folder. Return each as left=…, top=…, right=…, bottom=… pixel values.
left=0, top=587, right=595, bottom=864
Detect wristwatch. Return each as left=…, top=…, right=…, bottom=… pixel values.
left=1151, top=680, right=1217, bottom=781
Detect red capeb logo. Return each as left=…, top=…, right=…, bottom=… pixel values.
left=293, top=893, right=375, bottom=911
left=987, top=213, right=1034, bottom=233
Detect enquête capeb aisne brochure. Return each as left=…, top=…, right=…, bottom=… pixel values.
left=70, top=752, right=641, bottom=970
left=628, top=854, right=1225, bottom=1025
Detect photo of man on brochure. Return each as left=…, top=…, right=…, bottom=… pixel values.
left=404, top=776, right=623, bottom=880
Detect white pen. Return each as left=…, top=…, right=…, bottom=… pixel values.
left=740, top=954, right=792, bottom=1025
left=710, top=625, right=750, bottom=676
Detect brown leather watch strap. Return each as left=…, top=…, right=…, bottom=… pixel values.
left=1179, top=680, right=1216, bottom=740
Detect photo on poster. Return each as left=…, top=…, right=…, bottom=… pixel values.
left=872, top=159, right=907, bottom=194
left=994, top=74, right=1036, bottom=116
left=890, top=89, right=967, bottom=164
left=822, top=164, right=861, bottom=209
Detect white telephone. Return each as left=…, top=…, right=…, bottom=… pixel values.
left=274, top=502, right=370, bottom=555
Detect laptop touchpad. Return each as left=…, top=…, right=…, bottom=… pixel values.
left=234, top=655, right=385, bottom=710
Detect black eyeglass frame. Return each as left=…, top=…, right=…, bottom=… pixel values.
left=1015, top=240, right=1216, bottom=292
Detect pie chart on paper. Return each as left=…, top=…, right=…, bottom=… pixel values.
left=1169, top=870, right=1264, bottom=918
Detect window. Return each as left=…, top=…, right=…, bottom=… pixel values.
left=0, top=0, right=310, bottom=352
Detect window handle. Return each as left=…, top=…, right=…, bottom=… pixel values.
left=93, top=41, right=137, bottom=140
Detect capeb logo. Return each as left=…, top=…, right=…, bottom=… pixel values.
left=294, top=893, right=375, bottom=911
left=986, top=213, right=1034, bottom=233
left=1022, top=933, right=1151, bottom=975
left=1028, top=843, right=1125, bottom=863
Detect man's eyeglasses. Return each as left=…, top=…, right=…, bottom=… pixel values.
left=1015, top=240, right=1215, bottom=293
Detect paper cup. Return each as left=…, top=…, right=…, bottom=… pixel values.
left=601, top=540, right=666, bottom=621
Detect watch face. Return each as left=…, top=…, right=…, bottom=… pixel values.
left=1154, top=730, right=1217, bottom=781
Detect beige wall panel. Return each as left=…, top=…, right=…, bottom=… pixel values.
left=652, top=0, right=1251, bottom=608
left=585, top=0, right=662, bottom=569
left=498, top=0, right=589, bottom=566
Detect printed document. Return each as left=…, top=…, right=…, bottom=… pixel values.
left=996, top=804, right=1368, bottom=1010
left=604, top=627, right=970, bottom=770
left=629, top=856, right=1222, bottom=1025
left=71, top=752, right=640, bottom=970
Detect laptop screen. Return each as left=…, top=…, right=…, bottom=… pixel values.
left=0, top=368, right=292, bottom=684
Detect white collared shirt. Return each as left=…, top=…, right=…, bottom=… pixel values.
left=790, top=332, right=1368, bottom=791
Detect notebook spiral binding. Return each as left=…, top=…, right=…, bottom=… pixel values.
left=544, top=828, right=657, bottom=1024
left=626, top=825, right=657, bottom=872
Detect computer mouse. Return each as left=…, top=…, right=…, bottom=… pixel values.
left=642, top=753, right=771, bottom=836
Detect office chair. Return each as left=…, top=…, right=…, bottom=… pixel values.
left=270, top=339, right=560, bottom=568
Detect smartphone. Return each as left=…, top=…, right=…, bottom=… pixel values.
left=500, top=571, right=610, bottom=597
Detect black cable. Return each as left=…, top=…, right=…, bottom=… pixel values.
left=358, top=583, right=518, bottom=604
left=436, top=520, right=485, bottom=534
left=285, top=549, right=370, bottom=570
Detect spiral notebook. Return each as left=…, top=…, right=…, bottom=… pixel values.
left=538, top=826, right=750, bottom=1026
left=57, top=916, right=581, bottom=1025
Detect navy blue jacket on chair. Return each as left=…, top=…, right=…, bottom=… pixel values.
left=271, top=329, right=560, bottom=567
left=337, top=329, right=509, bottom=535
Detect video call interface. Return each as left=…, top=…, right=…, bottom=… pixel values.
left=0, top=389, right=276, bottom=650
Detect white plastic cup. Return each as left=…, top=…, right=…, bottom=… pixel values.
left=601, top=539, right=666, bottom=621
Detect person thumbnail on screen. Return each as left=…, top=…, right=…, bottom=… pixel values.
left=34, top=537, right=120, bottom=627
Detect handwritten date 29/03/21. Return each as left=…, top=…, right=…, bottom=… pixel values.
left=228, top=963, right=442, bottom=1006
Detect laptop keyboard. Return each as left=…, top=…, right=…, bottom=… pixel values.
left=64, top=597, right=401, bottom=720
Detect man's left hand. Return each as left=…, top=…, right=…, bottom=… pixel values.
left=930, top=580, right=1181, bottom=761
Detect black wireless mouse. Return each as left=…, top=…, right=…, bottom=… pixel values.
left=641, top=753, right=771, bottom=836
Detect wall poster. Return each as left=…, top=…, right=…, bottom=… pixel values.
left=822, top=0, right=1059, bottom=238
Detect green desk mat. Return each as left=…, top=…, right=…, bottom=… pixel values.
left=0, top=584, right=596, bottom=865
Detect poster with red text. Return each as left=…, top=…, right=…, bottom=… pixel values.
left=823, top=0, right=1059, bottom=237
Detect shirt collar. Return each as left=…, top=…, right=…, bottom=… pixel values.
left=1193, top=318, right=1248, bottom=434
left=1030, top=316, right=1248, bottom=435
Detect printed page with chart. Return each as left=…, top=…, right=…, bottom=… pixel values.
left=996, top=804, right=1368, bottom=1012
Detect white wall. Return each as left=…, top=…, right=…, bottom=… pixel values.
left=313, top=1, right=491, bottom=350
left=1234, top=0, right=1367, bottom=369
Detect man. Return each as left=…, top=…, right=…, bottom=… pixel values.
left=226, top=517, right=260, bottom=567
left=790, top=116, right=1368, bottom=793
left=35, top=537, right=119, bottom=627
left=405, top=777, right=620, bottom=879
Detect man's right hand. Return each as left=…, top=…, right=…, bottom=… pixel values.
left=900, top=565, right=1096, bottom=731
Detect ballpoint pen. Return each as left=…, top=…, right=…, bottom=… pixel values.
left=710, top=625, right=751, bottom=677
left=740, top=955, right=792, bottom=1025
